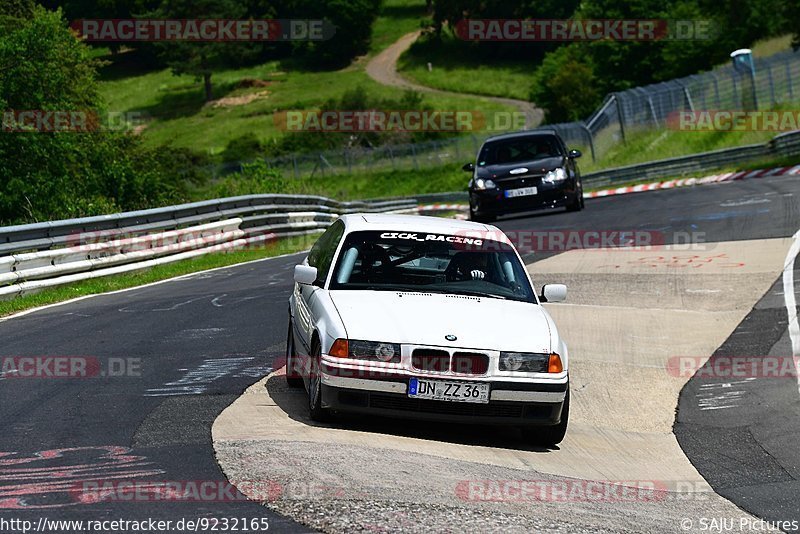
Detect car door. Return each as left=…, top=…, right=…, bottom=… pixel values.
left=294, top=221, right=345, bottom=372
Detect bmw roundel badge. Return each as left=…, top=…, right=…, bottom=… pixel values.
left=445, top=334, right=457, bottom=341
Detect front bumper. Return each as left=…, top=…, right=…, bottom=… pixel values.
left=470, top=179, right=578, bottom=217
left=319, top=373, right=568, bottom=427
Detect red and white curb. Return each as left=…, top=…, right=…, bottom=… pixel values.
left=584, top=164, right=800, bottom=199
left=418, top=164, right=800, bottom=214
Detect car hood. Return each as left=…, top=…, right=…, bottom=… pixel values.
left=329, top=290, right=553, bottom=353
left=476, top=156, right=565, bottom=179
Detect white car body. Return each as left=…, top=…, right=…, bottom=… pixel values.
left=286, top=214, right=570, bottom=443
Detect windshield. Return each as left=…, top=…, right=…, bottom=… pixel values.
left=329, top=231, right=536, bottom=303
left=479, top=135, right=563, bottom=166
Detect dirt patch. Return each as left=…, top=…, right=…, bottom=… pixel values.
left=237, top=78, right=273, bottom=89
left=208, top=90, right=270, bottom=108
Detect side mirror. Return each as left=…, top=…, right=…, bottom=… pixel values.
left=541, top=284, right=567, bottom=303
left=294, top=264, right=318, bottom=285
left=462, top=162, right=475, bottom=172
left=568, top=149, right=582, bottom=159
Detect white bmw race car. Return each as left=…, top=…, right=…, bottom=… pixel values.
left=286, top=213, right=570, bottom=446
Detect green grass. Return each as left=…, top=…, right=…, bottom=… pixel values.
left=94, top=0, right=520, bottom=155
left=0, top=234, right=317, bottom=318
left=750, top=34, right=793, bottom=58
left=397, top=34, right=533, bottom=100
left=196, top=163, right=468, bottom=200
left=369, top=0, right=428, bottom=55
left=580, top=104, right=800, bottom=173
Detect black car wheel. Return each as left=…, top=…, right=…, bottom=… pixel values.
left=469, top=207, right=495, bottom=223
left=566, top=192, right=582, bottom=212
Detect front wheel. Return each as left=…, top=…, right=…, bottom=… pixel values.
left=308, top=342, right=330, bottom=422
left=566, top=192, right=582, bottom=212
left=521, top=389, right=569, bottom=447
left=285, top=320, right=303, bottom=388
left=469, top=207, right=495, bottom=223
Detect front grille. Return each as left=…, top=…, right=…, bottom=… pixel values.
left=452, top=352, right=490, bottom=375
left=412, top=349, right=450, bottom=372
left=500, top=176, right=542, bottom=190
left=369, top=394, right=524, bottom=418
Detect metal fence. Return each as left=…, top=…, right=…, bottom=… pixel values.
left=232, top=136, right=487, bottom=179
left=213, top=48, right=800, bottom=178
left=548, top=49, right=800, bottom=161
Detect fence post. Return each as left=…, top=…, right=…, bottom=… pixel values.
left=711, top=73, right=721, bottom=108
left=647, top=96, right=658, bottom=127
left=766, top=63, right=777, bottom=105
left=614, top=94, right=626, bottom=143
left=680, top=83, right=694, bottom=112
left=786, top=59, right=794, bottom=100
left=345, top=149, right=352, bottom=174
left=411, top=143, right=419, bottom=170
left=292, top=155, right=298, bottom=178
left=580, top=123, right=596, bottom=162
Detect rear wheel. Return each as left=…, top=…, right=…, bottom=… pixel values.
left=308, top=341, right=330, bottom=422
left=285, top=320, right=303, bottom=388
left=522, top=389, right=569, bottom=447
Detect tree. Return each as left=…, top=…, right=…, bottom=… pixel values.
left=147, top=0, right=258, bottom=101
left=0, top=6, right=185, bottom=224
left=529, top=45, right=600, bottom=123
left=290, top=0, right=383, bottom=68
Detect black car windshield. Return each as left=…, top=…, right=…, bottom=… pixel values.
left=479, top=135, right=563, bottom=166
left=329, top=230, right=537, bottom=303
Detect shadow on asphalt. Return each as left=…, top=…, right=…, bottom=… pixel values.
left=265, top=374, right=559, bottom=453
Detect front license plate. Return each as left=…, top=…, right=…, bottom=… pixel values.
left=408, top=378, right=490, bottom=404
left=504, top=186, right=537, bottom=198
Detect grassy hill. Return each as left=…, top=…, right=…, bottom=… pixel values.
left=97, top=0, right=515, bottom=156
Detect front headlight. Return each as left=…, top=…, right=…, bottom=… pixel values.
left=542, top=167, right=567, bottom=183
left=499, top=352, right=562, bottom=373
left=348, top=340, right=401, bottom=363
left=474, top=178, right=497, bottom=190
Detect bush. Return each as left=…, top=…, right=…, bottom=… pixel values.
left=0, top=6, right=193, bottom=224
left=529, top=46, right=600, bottom=123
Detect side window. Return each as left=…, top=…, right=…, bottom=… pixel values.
left=307, top=220, right=345, bottom=286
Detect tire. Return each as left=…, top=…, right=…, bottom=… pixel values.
left=566, top=192, right=582, bottom=212
left=308, top=341, right=330, bottom=422
left=285, top=320, right=304, bottom=388
left=470, top=208, right=495, bottom=223
left=522, top=389, right=569, bottom=447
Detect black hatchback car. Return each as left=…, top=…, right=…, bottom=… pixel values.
left=464, top=130, right=584, bottom=222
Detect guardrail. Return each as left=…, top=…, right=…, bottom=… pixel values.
left=0, top=195, right=417, bottom=300
left=581, top=130, right=800, bottom=188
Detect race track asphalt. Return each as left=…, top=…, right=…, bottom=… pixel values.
left=1, top=174, right=798, bottom=532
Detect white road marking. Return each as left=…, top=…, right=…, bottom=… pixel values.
left=719, top=198, right=771, bottom=207
left=783, top=229, right=800, bottom=395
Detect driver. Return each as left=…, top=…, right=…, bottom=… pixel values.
left=448, top=252, right=489, bottom=281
